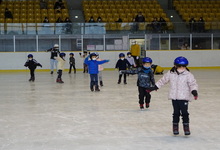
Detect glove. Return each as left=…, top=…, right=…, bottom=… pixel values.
left=136, top=56, right=139, bottom=59
left=191, top=90, right=198, bottom=100
left=146, top=85, right=158, bottom=93
left=106, top=60, right=110, bottom=62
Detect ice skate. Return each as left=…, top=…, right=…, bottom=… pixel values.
left=90, top=86, right=94, bottom=92
left=173, top=123, right=179, bottom=135
left=146, top=103, right=149, bottom=108
left=183, top=123, right=190, bottom=135
left=95, top=86, right=100, bottom=92
left=124, top=81, right=127, bottom=84
left=140, top=104, right=144, bottom=110
left=100, top=81, right=103, bottom=86
left=117, top=81, right=121, bottom=84
left=56, top=78, right=64, bottom=83
left=50, top=71, right=53, bottom=74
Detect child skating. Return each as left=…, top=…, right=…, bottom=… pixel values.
left=120, top=57, right=155, bottom=109
left=147, top=56, right=198, bottom=136
left=24, top=54, right=42, bottom=82
left=84, top=53, right=109, bottom=92
left=126, top=52, right=136, bottom=68
left=69, top=53, right=76, bottom=74
left=96, top=53, right=104, bottom=86
left=115, top=53, right=131, bottom=84
left=55, top=52, right=66, bottom=83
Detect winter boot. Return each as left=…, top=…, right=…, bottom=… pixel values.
left=183, top=123, right=190, bottom=135
left=140, top=104, right=144, bottom=110
left=146, top=103, right=149, bottom=108
left=95, top=85, right=100, bottom=92
left=173, top=123, right=179, bottom=135
left=100, top=81, right=103, bottom=86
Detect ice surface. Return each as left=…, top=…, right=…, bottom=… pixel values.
left=0, top=69, right=220, bottom=150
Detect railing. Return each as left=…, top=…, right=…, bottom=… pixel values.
left=0, top=23, right=220, bottom=52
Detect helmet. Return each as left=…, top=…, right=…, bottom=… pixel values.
left=54, top=44, right=59, bottom=48
left=59, top=52, right=66, bottom=57
left=174, top=56, right=189, bottom=66
left=119, top=53, right=125, bottom=57
left=69, top=53, right=74, bottom=55
left=142, top=57, right=152, bottom=63
left=28, top=54, right=33, bottom=58
left=95, top=52, right=99, bottom=56
left=90, top=53, right=97, bottom=59
left=127, top=52, right=131, bottom=55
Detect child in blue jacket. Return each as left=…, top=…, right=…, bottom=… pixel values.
left=84, top=53, right=109, bottom=92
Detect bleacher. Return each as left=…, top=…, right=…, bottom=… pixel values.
left=82, top=0, right=174, bottom=31
left=173, top=0, right=220, bottom=30
left=0, top=0, right=69, bottom=23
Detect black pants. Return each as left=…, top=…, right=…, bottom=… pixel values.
left=132, top=56, right=140, bottom=67
left=57, top=70, right=62, bottom=79
left=83, top=63, right=88, bottom=73
left=138, top=86, right=151, bottom=104
left=69, top=64, right=76, bottom=73
left=172, top=100, right=189, bottom=124
left=29, top=68, right=35, bottom=80
left=118, top=73, right=126, bottom=83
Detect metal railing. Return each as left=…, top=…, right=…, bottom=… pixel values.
left=0, top=22, right=220, bottom=52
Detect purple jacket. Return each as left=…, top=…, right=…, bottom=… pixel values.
left=156, top=70, right=198, bottom=101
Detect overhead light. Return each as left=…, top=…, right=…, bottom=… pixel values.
left=75, top=16, right=78, bottom=18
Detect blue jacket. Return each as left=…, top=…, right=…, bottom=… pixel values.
left=84, top=56, right=108, bottom=74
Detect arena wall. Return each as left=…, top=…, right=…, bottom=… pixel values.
left=0, top=50, right=220, bottom=71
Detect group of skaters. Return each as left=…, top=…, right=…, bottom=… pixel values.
left=24, top=42, right=199, bottom=136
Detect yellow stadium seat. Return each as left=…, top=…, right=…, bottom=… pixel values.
left=138, top=23, right=146, bottom=30
left=0, top=18, right=4, bottom=23
left=105, top=9, right=111, bottom=13
left=109, top=23, right=117, bottom=30
left=5, top=18, right=13, bottom=23
left=49, top=17, right=56, bottom=23
left=27, top=18, right=35, bottom=23
left=35, top=17, right=42, bottom=23
left=111, top=9, right=117, bottom=13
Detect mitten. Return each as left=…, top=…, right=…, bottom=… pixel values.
left=191, top=90, right=198, bottom=100
left=146, top=85, right=158, bottom=93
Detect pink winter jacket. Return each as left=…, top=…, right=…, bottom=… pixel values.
left=156, top=70, right=198, bottom=101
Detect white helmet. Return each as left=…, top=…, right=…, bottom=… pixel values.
left=54, top=44, right=59, bottom=48
left=131, top=40, right=136, bottom=45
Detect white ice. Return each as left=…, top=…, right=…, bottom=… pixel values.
left=0, top=69, right=220, bottom=150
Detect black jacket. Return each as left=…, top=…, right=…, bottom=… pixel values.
left=46, top=48, right=60, bottom=59
left=121, top=66, right=155, bottom=88
left=24, top=59, right=42, bottom=69
left=115, top=59, right=131, bottom=70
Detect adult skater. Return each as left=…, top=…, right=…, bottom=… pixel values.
left=46, top=44, right=60, bottom=74
left=146, top=56, right=198, bottom=136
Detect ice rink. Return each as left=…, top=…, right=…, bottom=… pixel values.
left=0, top=69, right=220, bottom=150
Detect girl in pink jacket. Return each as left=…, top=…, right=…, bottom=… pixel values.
left=147, top=56, right=198, bottom=136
